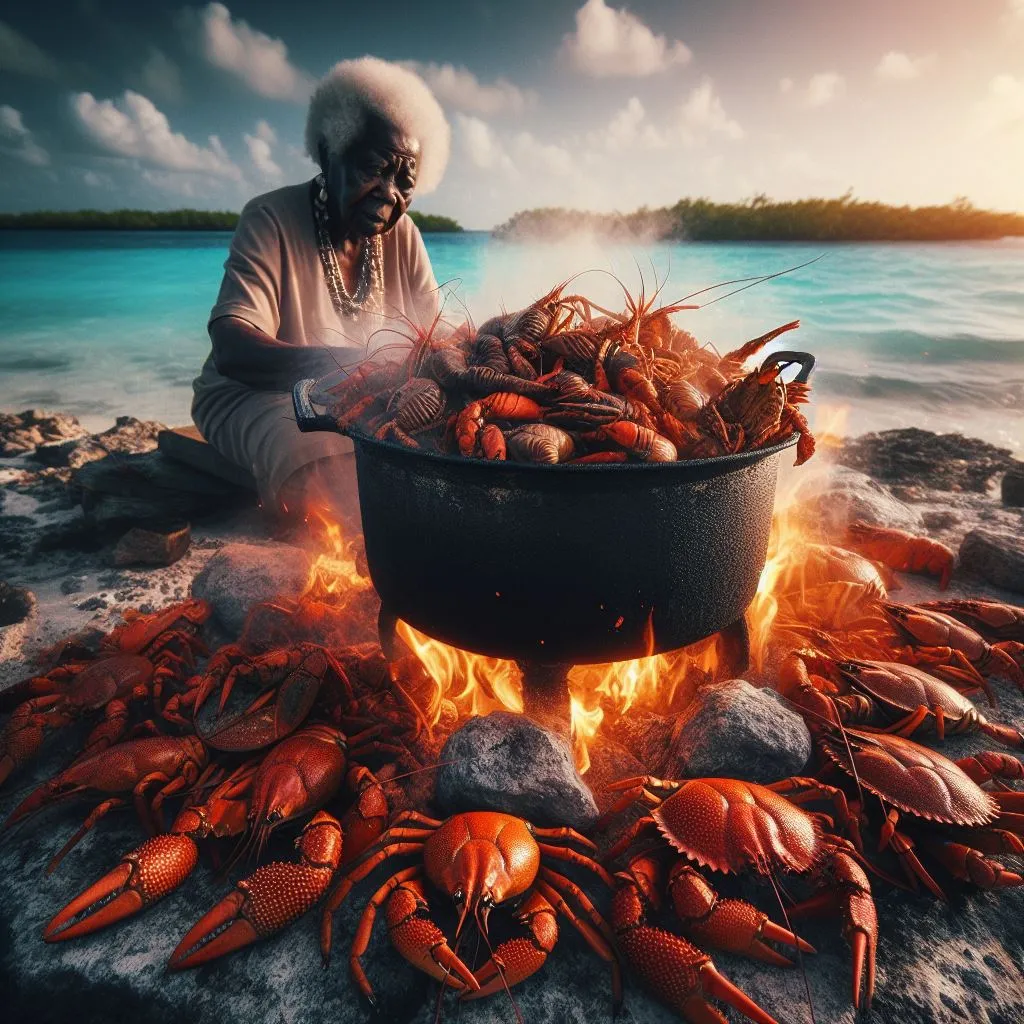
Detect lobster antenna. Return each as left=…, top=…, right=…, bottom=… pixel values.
left=696, top=254, right=826, bottom=309
left=829, top=695, right=867, bottom=810
left=476, top=903, right=525, bottom=1024
left=767, top=868, right=818, bottom=1024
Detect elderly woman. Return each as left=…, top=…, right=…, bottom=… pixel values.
left=192, top=58, right=449, bottom=520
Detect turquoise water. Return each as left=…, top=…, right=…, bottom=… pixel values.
left=1, top=229, right=1022, bottom=451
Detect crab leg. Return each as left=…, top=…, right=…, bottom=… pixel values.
left=956, top=751, right=1024, bottom=786
left=368, top=870, right=478, bottom=1000
left=463, top=889, right=558, bottom=999
left=611, top=862, right=779, bottom=1024
left=667, top=862, right=814, bottom=968
left=169, top=812, right=342, bottom=969
left=921, top=840, right=1023, bottom=888
left=787, top=841, right=877, bottom=1011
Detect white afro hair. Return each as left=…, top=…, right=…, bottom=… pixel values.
left=305, top=57, right=450, bottom=195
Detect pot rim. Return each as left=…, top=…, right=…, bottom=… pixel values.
left=349, top=429, right=800, bottom=474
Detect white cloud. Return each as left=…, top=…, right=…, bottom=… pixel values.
left=783, top=72, right=845, bottom=108
left=510, top=131, right=575, bottom=178
left=974, top=73, right=1024, bottom=134
left=875, top=51, right=934, bottom=81
left=0, top=20, right=60, bottom=78
left=244, top=119, right=282, bottom=181
left=406, top=62, right=535, bottom=116
left=588, top=81, right=741, bottom=153
left=1007, top=0, right=1024, bottom=19
left=81, top=169, right=112, bottom=188
left=135, top=47, right=185, bottom=104
left=807, top=72, right=844, bottom=107
left=592, top=96, right=664, bottom=150
left=194, top=2, right=313, bottom=102
left=70, top=90, right=242, bottom=179
left=561, top=0, right=691, bottom=77
left=456, top=113, right=513, bottom=171
left=0, top=105, right=50, bottom=166
left=681, top=79, right=743, bottom=139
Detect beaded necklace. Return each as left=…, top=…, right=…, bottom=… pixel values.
left=312, top=175, right=384, bottom=322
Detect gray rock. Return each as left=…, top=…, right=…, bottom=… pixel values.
left=436, top=711, right=599, bottom=829
left=0, top=409, right=88, bottom=457
left=795, top=466, right=923, bottom=537
left=1002, top=466, right=1024, bottom=507
left=665, top=679, right=812, bottom=783
left=0, top=581, right=35, bottom=626
left=190, top=541, right=313, bottom=634
left=34, top=415, right=165, bottom=471
left=958, top=529, right=1024, bottom=595
left=838, top=428, right=1017, bottom=493
left=112, top=524, right=191, bottom=568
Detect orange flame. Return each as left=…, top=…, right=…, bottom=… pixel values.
left=303, top=508, right=372, bottom=600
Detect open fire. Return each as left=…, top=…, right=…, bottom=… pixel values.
left=293, top=403, right=886, bottom=776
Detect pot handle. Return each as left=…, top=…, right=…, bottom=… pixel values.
left=759, top=350, right=815, bottom=383
left=292, top=378, right=343, bottom=434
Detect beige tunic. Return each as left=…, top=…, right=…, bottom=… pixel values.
left=192, top=180, right=439, bottom=505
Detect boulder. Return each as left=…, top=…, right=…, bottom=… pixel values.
left=838, top=428, right=1016, bottom=493
left=1002, top=466, right=1024, bottom=507
left=0, top=409, right=88, bottom=457
left=0, top=581, right=35, bottom=626
left=112, top=524, right=191, bottom=568
left=436, top=711, right=599, bottom=829
left=190, top=542, right=313, bottom=634
left=958, top=529, right=1024, bottom=595
left=795, top=466, right=923, bottom=536
left=664, top=679, right=812, bottom=783
left=33, top=415, right=165, bottom=470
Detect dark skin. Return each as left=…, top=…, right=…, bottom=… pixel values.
left=210, top=116, right=421, bottom=390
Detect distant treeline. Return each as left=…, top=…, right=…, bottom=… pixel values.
left=494, top=195, right=1024, bottom=242
left=0, top=209, right=464, bottom=232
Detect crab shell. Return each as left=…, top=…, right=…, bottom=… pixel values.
left=819, top=729, right=997, bottom=827
left=651, top=778, right=819, bottom=877
left=835, top=659, right=980, bottom=725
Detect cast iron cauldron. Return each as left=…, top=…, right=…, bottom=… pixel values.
left=293, top=352, right=814, bottom=665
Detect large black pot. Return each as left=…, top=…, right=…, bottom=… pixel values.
left=293, top=352, right=813, bottom=665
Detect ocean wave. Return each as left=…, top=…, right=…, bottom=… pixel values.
left=818, top=330, right=1024, bottom=363
left=815, top=369, right=1024, bottom=409
left=0, top=353, right=73, bottom=371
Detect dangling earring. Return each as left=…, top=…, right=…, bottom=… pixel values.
left=317, top=173, right=328, bottom=204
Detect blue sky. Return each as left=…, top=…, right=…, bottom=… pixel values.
left=1, top=1, right=1022, bottom=227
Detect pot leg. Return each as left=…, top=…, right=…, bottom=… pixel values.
left=717, top=617, right=750, bottom=678
left=377, top=604, right=400, bottom=663
left=518, top=660, right=573, bottom=734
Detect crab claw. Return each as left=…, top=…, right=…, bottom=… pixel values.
left=789, top=845, right=877, bottom=1011
left=45, top=834, right=199, bottom=941
left=170, top=811, right=342, bottom=969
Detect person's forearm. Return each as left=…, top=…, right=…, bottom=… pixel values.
left=210, top=316, right=339, bottom=390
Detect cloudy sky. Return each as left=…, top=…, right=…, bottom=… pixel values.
left=1, top=0, right=1022, bottom=228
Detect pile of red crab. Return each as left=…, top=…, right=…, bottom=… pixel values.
left=1, top=518, right=1023, bottom=1024
left=321, top=279, right=816, bottom=465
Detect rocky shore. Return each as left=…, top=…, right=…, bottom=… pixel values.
left=1, top=409, right=1022, bottom=1024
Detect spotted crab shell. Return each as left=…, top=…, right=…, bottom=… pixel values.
left=652, top=778, right=819, bottom=877
left=820, top=729, right=997, bottom=827
left=840, top=660, right=977, bottom=722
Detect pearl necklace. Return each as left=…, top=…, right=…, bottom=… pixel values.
left=312, top=176, right=384, bottom=321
